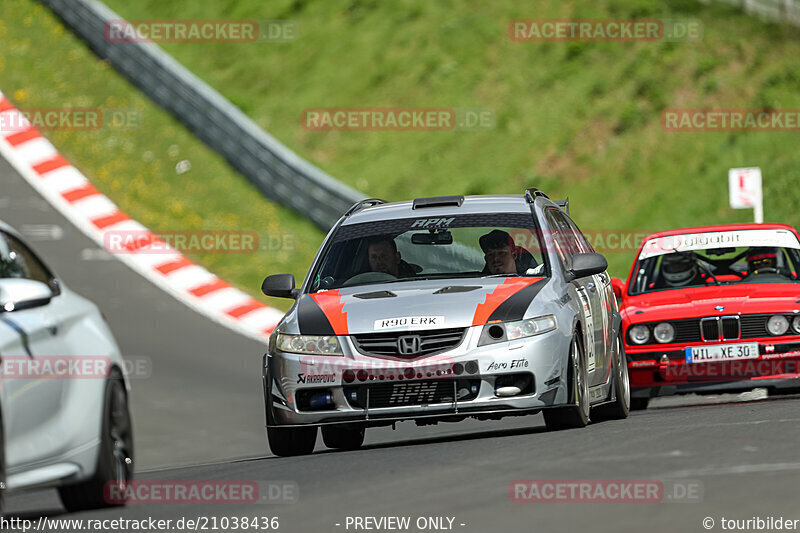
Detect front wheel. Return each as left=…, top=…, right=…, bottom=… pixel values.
left=267, top=426, right=317, bottom=457
left=543, top=335, right=590, bottom=430
left=59, top=370, right=134, bottom=512
left=591, top=335, right=630, bottom=421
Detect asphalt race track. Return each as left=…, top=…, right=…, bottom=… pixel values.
left=3, top=156, right=800, bottom=532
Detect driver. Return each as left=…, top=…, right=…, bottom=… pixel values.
left=746, top=247, right=779, bottom=275
left=659, top=252, right=701, bottom=287
left=367, top=236, right=417, bottom=277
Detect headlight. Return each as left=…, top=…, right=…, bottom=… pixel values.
left=629, top=324, right=650, bottom=345
left=276, top=333, right=343, bottom=355
left=653, top=322, right=675, bottom=344
left=767, top=315, right=790, bottom=336
left=505, top=315, right=557, bottom=340
left=478, top=315, right=557, bottom=346
left=792, top=316, right=800, bottom=334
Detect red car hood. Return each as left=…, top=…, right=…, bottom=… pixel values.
left=621, top=283, right=800, bottom=322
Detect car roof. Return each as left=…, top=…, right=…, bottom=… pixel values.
left=342, top=194, right=540, bottom=225
left=641, top=223, right=799, bottom=241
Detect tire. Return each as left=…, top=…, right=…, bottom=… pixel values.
left=543, top=335, right=590, bottom=430
left=630, top=397, right=650, bottom=411
left=768, top=386, right=800, bottom=397
left=58, top=370, right=134, bottom=512
left=267, top=426, right=317, bottom=457
left=322, top=424, right=365, bottom=451
left=591, top=335, right=630, bottom=421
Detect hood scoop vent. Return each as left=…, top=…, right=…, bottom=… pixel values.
left=433, top=286, right=481, bottom=294
left=353, top=290, right=397, bottom=299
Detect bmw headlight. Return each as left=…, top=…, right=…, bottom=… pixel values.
left=793, top=316, right=800, bottom=334
left=653, top=322, right=675, bottom=344
left=276, top=333, right=343, bottom=355
left=767, top=315, right=790, bottom=336
left=629, top=324, right=650, bottom=345
left=478, top=315, right=557, bottom=346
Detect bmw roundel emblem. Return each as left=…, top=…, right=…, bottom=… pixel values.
left=715, top=306, right=725, bottom=311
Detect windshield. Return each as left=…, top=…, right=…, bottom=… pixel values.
left=308, top=213, right=548, bottom=292
left=629, top=229, right=800, bottom=295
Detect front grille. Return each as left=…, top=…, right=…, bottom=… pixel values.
left=631, top=314, right=800, bottom=346
left=673, top=319, right=702, bottom=344
left=352, top=328, right=467, bottom=358
left=344, top=379, right=480, bottom=408
left=721, top=317, right=740, bottom=340
left=701, top=319, right=717, bottom=341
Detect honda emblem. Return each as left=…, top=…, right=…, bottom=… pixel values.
left=398, top=335, right=422, bottom=355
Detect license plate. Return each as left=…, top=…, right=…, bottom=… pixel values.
left=685, top=343, right=759, bottom=363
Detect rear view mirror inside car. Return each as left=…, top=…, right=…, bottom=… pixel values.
left=411, top=230, right=453, bottom=245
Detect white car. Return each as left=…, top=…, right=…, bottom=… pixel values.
left=0, top=221, right=133, bottom=513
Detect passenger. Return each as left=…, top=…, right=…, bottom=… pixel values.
left=746, top=247, right=779, bottom=275
left=479, top=229, right=537, bottom=275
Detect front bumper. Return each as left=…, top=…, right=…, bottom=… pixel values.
left=263, top=327, right=572, bottom=427
left=626, top=340, right=800, bottom=393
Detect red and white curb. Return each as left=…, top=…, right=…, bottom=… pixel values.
left=0, top=92, right=283, bottom=342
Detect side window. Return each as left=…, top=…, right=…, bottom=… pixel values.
left=543, top=210, right=568, bottom=266
left=564, top=216, right=595, bottom=253
left=1, top=232, right=55, bottom=287
left=545, top=208, right=582, bottom=264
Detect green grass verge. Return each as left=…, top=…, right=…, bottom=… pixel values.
left=4, top=0, right=800, bottom=290
left=0, top=0, right=323, bottom=311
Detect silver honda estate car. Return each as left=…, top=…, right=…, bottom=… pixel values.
left=261, top=189, right=629, bottom=456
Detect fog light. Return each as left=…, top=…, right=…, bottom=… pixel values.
left=494, top=373, right=534, bottom=397
left=296, top=389, right=336, bottom=411
left=308, top=392, right=334, bottom=409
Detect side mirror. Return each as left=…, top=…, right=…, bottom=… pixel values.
left=610, top=278, right=625, bottom=299
left=261, top=273, right=299, bottom=299
left=0, top=279, right=54, bottom=312
left=566, top=253, right=608, bottom=281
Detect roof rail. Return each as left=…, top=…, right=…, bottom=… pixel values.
left=412, top=195, right=465, bottom=209
left=524, top=187, right=550, bottom=203
left=344, top=198, right=387, bottom=217
left=555, top=197, right=569, bottom=215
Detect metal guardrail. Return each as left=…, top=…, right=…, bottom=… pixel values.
left=707, top=0, right=800, bottom=26
left=39, top=0, right=365, bottom=230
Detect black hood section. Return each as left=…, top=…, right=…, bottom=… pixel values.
left=296, top=295, right=335, bottom=336
left=487, top=278, right=549, bottom=323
